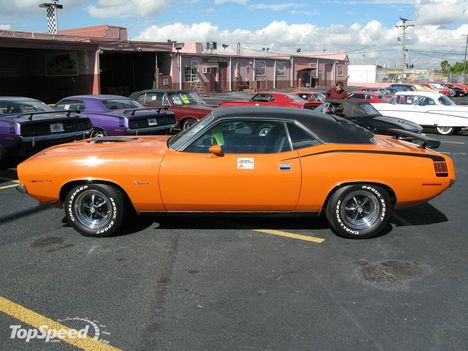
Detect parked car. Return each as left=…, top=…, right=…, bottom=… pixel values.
left=315, top=99, right=423, bottom=135
left=441, top=83, right=467, bottom=97
left=348, top=92, right=390, bottom=103
left=353, top=87, right=393, bottom=99
left=290, top=91, right=326, bottom=107
left=219, top=92, right=317, bottom=109
left=372, top=91, right=468, bottom=135
left=17, top=106, right=454, bottom=239
left=388, top=83, right=435, bottom=92
left=129, top=90, right=215, bottom=130
left=420, top=83, right=453, bottom=96
left=385, top=86, right=409, bottom=93
left=55, top=95, right=176, bottom=137
left=0, top=97, right=92, bottom=163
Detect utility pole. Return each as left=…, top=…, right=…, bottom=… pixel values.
left=463, top=34, right=468, bottom=83
left=395, top=17, right=414, bottom=80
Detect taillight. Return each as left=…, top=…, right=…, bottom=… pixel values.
left=433, top=161, right=448, bottom=177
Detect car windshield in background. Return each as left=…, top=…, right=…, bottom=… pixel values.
left=0, top=100, right=53, bottom=114
left=438, top=96, right=455, bottom=106
left=315, top=92, right=326, bottom=101
left=168, top=114, right=214, bottom=150
left=360, top=103, right=380, bottom=115
left=102, top=99, right=142, bottom=110
left=167, top=92, right=206, bottom=106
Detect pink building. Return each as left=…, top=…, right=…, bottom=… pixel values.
left=0, top=25, right=348, bottom=102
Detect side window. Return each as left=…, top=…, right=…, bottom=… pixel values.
left=55, top=100, right=86, bottom=112
left=287, top=123, right=320, bottom=149
left=351, top=93, right=365, bottom=99
left=134, top=94, right=146, bottom=104
left=184, top=120, right=291, bottom=154
left=145, top=93, right=164, bottom=105
left=251, top=94, right=272, bottom=102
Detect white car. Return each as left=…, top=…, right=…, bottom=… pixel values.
left=372, top=91, right=468, bottom=135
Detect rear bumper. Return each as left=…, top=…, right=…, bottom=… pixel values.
left=126, top=124, right=175, bottom=135
left=17, top=129, right=93, bottom=142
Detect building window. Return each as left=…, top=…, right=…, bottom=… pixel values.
left=184, top=66, right=198, bottom=82
left=337, top=65, right=344, bottom=77
left=276, top=62, right=286, bottom=76
left=256, top=60, right=266, bottom=76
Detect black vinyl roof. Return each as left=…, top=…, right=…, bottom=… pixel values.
left=326, top=100, right=381, bottom=118
left=211, top=106, right=374, bottom=144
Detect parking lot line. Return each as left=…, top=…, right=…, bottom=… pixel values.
left=442, top=141, right=465, bottom=145
left=0, top=184, right=18, bottom=190
left=254, top=229, right=325, bottom=243
left=0, top=296, right=122, bottom=351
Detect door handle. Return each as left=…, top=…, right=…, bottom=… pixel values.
left=280, top=163, right=291, bottom=171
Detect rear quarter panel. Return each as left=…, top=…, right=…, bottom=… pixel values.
left=294, top=144, right=454, bottom=212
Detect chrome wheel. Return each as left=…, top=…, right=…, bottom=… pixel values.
left=182, top=119, right=197, bottom=130
left=91, top=129, right=106, bottom=138
left=74, top=190, right=112, bottom=230
left=340, top=190, right=380, bottom=231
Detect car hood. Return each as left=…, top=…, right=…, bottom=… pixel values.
left=31, top=135, right=170, bottom=159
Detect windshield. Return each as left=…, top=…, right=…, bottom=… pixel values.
left=314, top=92, right=326, bottom=101
left=167, top=92, right=206, bottom=106
left=0, top=100, right=53, bottom=114
left=168, top=114, right=214, bottom=150
left=438, top=96, right=455, bottom=106
left=102, top=99, right=142, bottom=110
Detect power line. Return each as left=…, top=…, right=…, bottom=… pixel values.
left=395, top=17, right=414, bottom=74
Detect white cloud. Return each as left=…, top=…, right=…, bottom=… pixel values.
left=214, top=0, right=249, bottom=4
left=415, top=0, right=468, bottom=25
left=88, top=0, right=167, bottom=18
left=250, top=3, right=301, bottom=11
left=136, top=20, right=468, bottom=67
left=0, top=0, right=85, bottom=14
left=0, top=24, right=11, bottom=30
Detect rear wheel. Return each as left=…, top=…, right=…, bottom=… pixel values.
left=64, top=184, right=126, bottom=237
left=326, top=184, right=391, bottom=239
left=182, top=118, right=197, bottom=130
left=436, top=126, right=456, bottom=135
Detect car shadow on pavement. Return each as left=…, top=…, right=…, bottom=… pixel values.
left=391, top=203, right=448, bottom=226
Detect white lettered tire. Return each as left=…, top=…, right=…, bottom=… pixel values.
left=325, top=184, right=391, bottom=239
left=64, top=184, right=126, bottom=237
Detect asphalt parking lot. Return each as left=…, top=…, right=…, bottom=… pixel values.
left=0, top=130, right=467, bottom=350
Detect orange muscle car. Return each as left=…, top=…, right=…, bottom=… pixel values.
left=17, top=106, right=455, bottom=239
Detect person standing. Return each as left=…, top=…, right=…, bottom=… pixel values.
left=326, top=81, right=348, bottom=99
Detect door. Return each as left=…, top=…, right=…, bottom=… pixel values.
left=218, top=62, right=228, bottom=92
left=159, top=119, right=301, bottom=211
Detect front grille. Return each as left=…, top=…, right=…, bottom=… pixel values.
left=20, top=119, right=91, bottom=137
left=433, top=161, right=448, bottom=177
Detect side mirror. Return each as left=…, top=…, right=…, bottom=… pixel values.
left=209, top=144, right=223, bottom=156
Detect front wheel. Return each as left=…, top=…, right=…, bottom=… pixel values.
left=64, top=184, right=126, bottom=237
left=91, top=129, right=107, bottom=138
left=436, top=126, right=456, bottom=135
left=325, top=184, right=391, bottom=239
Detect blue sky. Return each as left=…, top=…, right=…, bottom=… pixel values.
left=1, top=0, right=467, bottom=67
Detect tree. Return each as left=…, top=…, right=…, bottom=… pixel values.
left=440, top=60, right=451, bottom=73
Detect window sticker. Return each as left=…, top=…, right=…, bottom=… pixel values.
left=180, top=94, right=190, bottom=104
left=151, top=95, right=157, bottom=101
left=172, top=96, right=183, bottom=105
left=64, top=104, right=70, bottom=110
left=237, top=158, right=254, bottom=170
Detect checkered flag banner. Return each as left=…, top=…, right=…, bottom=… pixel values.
left=46, top=5, right=57, bottom=34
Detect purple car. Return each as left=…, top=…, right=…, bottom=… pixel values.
left=55, top=95, right=176, bottom=137
left=0, top=97, right=92, bottom=163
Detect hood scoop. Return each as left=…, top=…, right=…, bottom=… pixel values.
left=91, top=136, right=137, bottom=144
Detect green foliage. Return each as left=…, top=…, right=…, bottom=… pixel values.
left=440, top=60, right=467, bottom=73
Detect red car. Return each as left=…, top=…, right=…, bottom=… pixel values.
left=219, top=92, right=317, bottom=109
left=353, top=87, right=393, bottom=99
left=348, top=92, right=389, bottom=103
left=129, top=90, right=215, bottom=130
left=290, top=91, right=326, bottom=107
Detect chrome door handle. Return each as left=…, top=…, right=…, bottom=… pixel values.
left=280, top=163, right=291, bottom=171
